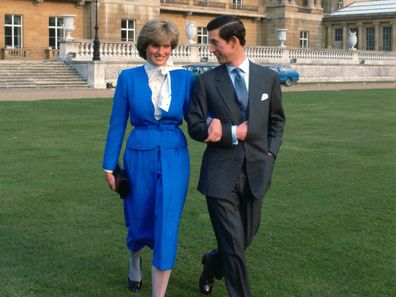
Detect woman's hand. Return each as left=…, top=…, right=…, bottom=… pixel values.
left=104, top=171, right=117, bottom=191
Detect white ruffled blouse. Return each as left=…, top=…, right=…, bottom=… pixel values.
left=144, top=61, right=174, bottom=120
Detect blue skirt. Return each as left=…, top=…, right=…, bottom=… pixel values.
left=122, top=146, right=189, bottom=270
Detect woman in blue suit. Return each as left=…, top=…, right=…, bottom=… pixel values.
left=103, top=19, right=194, bottom=297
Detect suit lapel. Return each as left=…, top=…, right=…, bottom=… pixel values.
left=248, top=62, right=267, bottom=122
left=215, top=65, right=241, bottom=124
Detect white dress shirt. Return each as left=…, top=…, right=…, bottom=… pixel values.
left=227, top=57, right=250, bottom=145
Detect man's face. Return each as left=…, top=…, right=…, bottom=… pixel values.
left=208, top=28, right=234, bottom=64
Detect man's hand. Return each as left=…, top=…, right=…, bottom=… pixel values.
left=205, top=118, right=222, bottom=143
left=236, top=121, right=248, bottom=141
left=104, top=171, right=117, bottom=191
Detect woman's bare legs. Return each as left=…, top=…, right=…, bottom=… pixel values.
left=152, top=266, right=171, bottom=297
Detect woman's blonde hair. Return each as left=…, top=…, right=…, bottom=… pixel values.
left=137, top=19, right=179, bottom=60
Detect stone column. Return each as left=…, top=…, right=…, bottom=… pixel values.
left=358, top=22, right=364, bottom=50
left=315, top=0, right=322, bottom=8
left=342, top=25, right=347, bottom=49
left=326, top=25, right=332, bottom=48
left=392, top=22, right=396, bottom=51
left=88, top=61, right=106, bottom=89
left=374, top=22, right=380, bottom=51
left=308, top=0, right=315, bottom=8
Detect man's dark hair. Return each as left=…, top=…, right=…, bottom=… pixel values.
left=207, top=15, right=246, bottom=46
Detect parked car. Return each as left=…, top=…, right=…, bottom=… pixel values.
left=183, top=64, right=299, bottom=87
left=183, top=64, right=217, bottom=76
left=264, top=65, right=299, bottom=87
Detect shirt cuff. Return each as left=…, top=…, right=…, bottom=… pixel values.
left=232, top=125, right=238, bottom=145
left=104, top=169, right=113, bottom=173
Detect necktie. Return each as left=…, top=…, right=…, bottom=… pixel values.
left=233, top=68, right=249, bottom=121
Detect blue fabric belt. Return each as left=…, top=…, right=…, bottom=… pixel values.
left=134, top=124, right=178, bottom=131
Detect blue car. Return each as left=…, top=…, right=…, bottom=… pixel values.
left=265, top=65, right=299, bottom=87
left=184, top=64, right=299, bottom=87
left=183, top=64, right=217, bottom=76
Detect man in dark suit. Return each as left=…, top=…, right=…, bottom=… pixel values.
left=187, top=15, right=285, bottom=297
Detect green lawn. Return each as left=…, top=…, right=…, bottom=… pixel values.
left=0, top=89, right=395, bottom=297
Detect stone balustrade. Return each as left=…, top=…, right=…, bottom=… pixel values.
left=358, top=50, right=396, bottom=62
left=1, top=48, right=29, bottom=59
left=59, top=40, right=396, bottom=89
left=289, top=48, right=356, bottom=64
left=60, top=39, right=396, bottom=65
left=161, top=0, right=260, bottom=13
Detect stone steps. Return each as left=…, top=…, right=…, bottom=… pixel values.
left=0, top=60, right=89, bottom=89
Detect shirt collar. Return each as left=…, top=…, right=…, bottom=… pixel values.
left=144, top=61, right=162, bottom=75
left=226, top=57, right=250, bottom=75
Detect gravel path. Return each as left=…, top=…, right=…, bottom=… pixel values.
left=0, top=82, right=395, bottom=101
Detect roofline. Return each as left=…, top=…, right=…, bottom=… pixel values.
left=323, top=12, right=396, bottom=21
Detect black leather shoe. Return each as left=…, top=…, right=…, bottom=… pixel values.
left=199, top=254, right=214, bottom=295
left=128, top=277, right=142, bottom=293
left=128, top=257, right=142, bottom=293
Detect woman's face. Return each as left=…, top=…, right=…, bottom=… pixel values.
left=146, top=39, right=172, bottom=66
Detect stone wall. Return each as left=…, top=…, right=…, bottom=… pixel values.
left=159, top=12, right=262, bottom=46
left=292, top=64, right=396, bottom=83
left=68, top=59, right=396, bottom=89
left=96, top=0, right=160, bottom=42
left=264, top=4, right=324, bottom=48
left=0, top=0, right=86, bottom=60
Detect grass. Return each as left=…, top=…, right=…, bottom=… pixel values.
left=0, top=89, right=395, bottom=297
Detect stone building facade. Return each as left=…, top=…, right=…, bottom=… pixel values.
left=0, top=0, right=395, bottom=60
left=323, top=0, right=396, bottom=51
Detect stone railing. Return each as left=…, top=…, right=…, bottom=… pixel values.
left=358, top=50, right=396, bottom=62
left=60, top=40, right=396, bottom=65
left=46, top=48, right=59, bottom=59
left=161, top=0, right=260, bottom=13
left=288, top=48, right=356, bottom=64
left=63, top=41, right=140, bottom=61
left=1, top=48, right=29, bottom=59
left=192, top=0, right=226, bottom=9
left=59, top=40, right=396, bottom=89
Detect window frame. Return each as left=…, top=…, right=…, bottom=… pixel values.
left=366, top=27, right=375, bottom=50
left=334, top=28, right=342, bottom=42
left=382, top=26, right=392, bottom=51
left=121, top=19, right=136, bottom=42
left=232, top=0, right=243, bottom=8
left=48, top=16, right=64, bottom=50
left=4, top=14, right=23, bottom=48
left=300, top=31, right=309, bottom=48
left=197, top=26, right=208, bottom=45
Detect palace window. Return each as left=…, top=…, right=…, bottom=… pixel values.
left=49, top=17, right=63, bottom=49
left=5, top=14, right=23, bottom=48
left=383, top=26, right=392, bottom=51
left=334, top=28, right=342, bottom=42
left=366, top=27, right=375, bottom=50
left=300, top=31, right=309, bottom=48
left=121, top=19, right=135, bottom=42
left=197, top=27, right=208, bottom=44
left=196, top=0, right=209, bottom=7
left=232, top=0, right=243, bottom=9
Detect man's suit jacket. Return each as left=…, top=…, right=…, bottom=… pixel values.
left=187, top=61, right=285, bottom=199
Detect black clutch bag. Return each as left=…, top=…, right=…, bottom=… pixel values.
left=113, top=164, right=130, bottom=199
